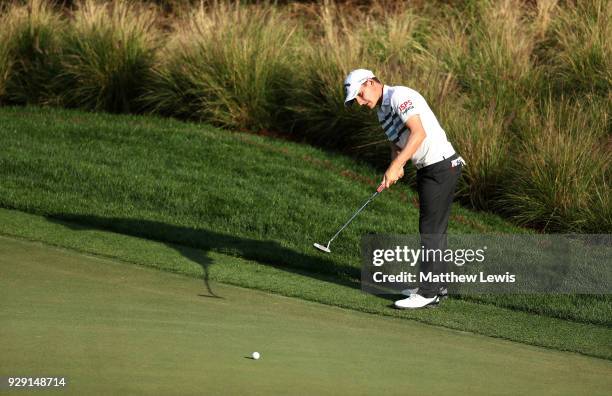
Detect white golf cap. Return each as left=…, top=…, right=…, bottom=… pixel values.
left=343, top=69, right=375, bottom=106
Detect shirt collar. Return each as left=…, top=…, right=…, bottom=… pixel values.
left=381, top=85, right=392, bottom=107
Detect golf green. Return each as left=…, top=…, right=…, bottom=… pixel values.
left=1, top=236, right=610, bottom=395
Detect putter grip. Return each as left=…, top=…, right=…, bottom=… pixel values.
left=377, top=182, right=385, bottom=193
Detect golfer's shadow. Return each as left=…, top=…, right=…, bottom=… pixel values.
left=46, top=214, right=360, bottom=299
left=46, top=216, right=224, bottom=298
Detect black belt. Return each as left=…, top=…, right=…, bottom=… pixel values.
left=417, top=153, right=459, bottom=172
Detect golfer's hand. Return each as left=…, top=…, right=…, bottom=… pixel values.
left=383, top=165, right=404, bottom=189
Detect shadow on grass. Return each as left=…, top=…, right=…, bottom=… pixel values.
left=175, top=244, right=221, bottom=299
left=45, top=214, right=362, bottom=298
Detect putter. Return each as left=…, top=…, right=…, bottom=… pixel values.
left=314, top=182, right=385, bottom=253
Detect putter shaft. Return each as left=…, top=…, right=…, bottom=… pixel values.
left=327, top=190, right=380, bottom=244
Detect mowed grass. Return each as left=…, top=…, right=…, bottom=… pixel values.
left=2, top=236, right=611, bottom=395
left=2, top=210, right=611, bottom=360
left=0, top=106, right=609, bottom=340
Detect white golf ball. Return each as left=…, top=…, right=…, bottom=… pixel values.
left=252, top=352, right=260, bottom=360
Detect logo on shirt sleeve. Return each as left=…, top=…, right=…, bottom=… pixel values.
left=398, top=100, right=414, bottom=114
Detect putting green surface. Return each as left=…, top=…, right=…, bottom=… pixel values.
left=1, top=237, right=610, bottom=395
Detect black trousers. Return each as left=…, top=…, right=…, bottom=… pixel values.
left=416, top=154, right=462, bottom=298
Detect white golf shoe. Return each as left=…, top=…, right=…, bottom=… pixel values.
left=394, top=294, right=439, bottom=309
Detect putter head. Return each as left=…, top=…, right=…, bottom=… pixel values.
left=313, top=243, right=331, bottom=253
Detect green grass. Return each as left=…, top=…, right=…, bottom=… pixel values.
left=0, top=215, right=611, bottom=362
left=3, top=236, right=611, bottom=394
left=0, top=105, right=610, bottom=359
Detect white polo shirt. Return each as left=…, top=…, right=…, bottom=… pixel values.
left=377, top=85, right=456, bottom=169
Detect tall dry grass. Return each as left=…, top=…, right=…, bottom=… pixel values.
left=430, top=0, right=553, bottom=118
left=546, top=0, right=611, bottom=96
left=57, top=0, right=160, bottom=112
left=503, top=97, right=611, bottom=232
left=141, top=1, right=298, bottom=130
left=0, top=0, right=64, bottom=105
left=443, top=103, right=512, bottom=210
left=0, top=4, right=13, bottom=102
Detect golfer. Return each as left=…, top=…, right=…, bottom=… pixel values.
left=344, top=69, right=464, bottom=309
